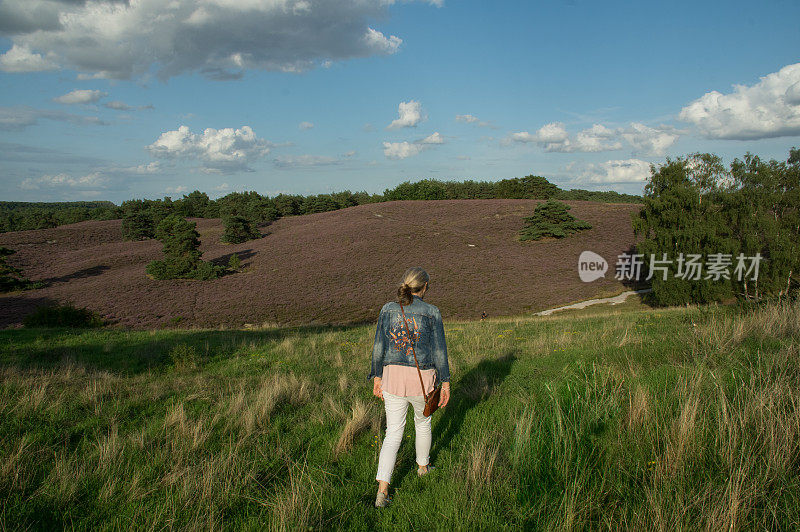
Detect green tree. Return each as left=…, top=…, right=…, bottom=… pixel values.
left=122, top=211, right=156, bottom=240
left=633, top=155, right=738, bottom=305
left=519, top=199, right=592, bottom=241
left=146, top=215, right=223, bottom=280
left=726, top=152, right=799, bottom=299
left=175, top=190, right=213, bottom=218
left=221, top=215, right=260, bottom=244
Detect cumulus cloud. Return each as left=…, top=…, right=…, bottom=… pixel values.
left=0, top=105, right=106, bottom=130
left=387, top=100, right=424, bottom=129
left=0, top=0, right=432, bottom=79
left=507, top=121, right=677, bottom=155
left=382, top=141, right=423, bottom=160
left=0, top=44, right=56, bottom=72
left=53, top=89, right=107, bottom=104
left=679, top=63, right=800, bottom=140
left=420, top=131, right=444, bottom=144
left=382, top=130, right=444, bottom=159
left=147, top=125, right=273, bottom=172
left=620, top=123, right=678, bottom=156
left=508, top=122, right=621, bottom=153
left=273, top=154, right=340, bottom=168
left=20, top=171, right=107, bottom=190
left=571, top=159, right=653, bottom=184
left=298, top=121, right=314, bottom=130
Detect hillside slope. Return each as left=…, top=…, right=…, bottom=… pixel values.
left=0, top=199, right=642, bottom=328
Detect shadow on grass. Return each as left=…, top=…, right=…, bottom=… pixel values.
left=0, top=295, right=61, bottom=328
left=210, top=248, right=257, bottom=268
left=387, top=350, right=517, bottom=486
left=0, top=321, right=366, bottom=375
left=42, top=264, right=110, bottom=284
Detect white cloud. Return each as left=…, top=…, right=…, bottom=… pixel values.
left=165, top=185, right=188, bottom=194
left=508, top=121, right=677, bottom=155
left=679, top=63, right=800, bottom=140
left=455, top=114, right=492, bottom=127
left=273, top=154, right=340, bottom=168
left=298, top=121, right=314, bottom=130
left=621, top=123, right=678, bottom=156
left=0, top=0, right=430, bottom=80
left=508, top=122, right=621, bottom=153
left=382, top=130, right=444, bottom=159
left=20, top=171, right=107, bottom=190
left=572, top=159, right=652, bottom=184
left=0, top=44, right=56, bottom=72
left=53, top=89, right=107, bottom=105
left=387, top=100, right=424, bottom=129
left=147, top=125, right=273, bottom=172
left=383, top=141, right=423, bottom=160
left=420, top=131, right=444, bottom=144
left=573, top=124, right=623, bottom=152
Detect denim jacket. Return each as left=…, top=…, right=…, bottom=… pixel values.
left=368, top=295, right=451, bottom=383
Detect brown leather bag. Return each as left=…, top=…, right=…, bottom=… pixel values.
left=400, top=303, right=442, bottom=417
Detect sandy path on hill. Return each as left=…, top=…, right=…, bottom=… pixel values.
left=535, top=288, right=652, bottom=316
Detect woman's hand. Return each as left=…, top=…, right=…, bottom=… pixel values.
left=438, top=382, right=450, bottom=408
left=373, top=377, right=383, bottom=401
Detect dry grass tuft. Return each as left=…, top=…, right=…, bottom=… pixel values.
left=464, top=435, right=500, bottom=488
left=626, top=384, right=651, bottom=431
left=334, top=399, right=374, bottom=457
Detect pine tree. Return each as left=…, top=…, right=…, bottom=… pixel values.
left=221, top=215, right=260, bottom=244
left=519, top=200, right=592, bottom=241
left=146, top=215, right=222, bottom=280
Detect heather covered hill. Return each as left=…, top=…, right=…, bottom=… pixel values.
left=0, top=199, right=642, bottom=329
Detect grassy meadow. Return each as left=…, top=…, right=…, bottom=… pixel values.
left=1, top=299, right=799, bottom=530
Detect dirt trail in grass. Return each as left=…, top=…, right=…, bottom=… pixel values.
left=535, top=288, right=652, bottom=316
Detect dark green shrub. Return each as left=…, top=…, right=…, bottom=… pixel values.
left=146, top=215, right=222, bottom=280
left=122, top=211, right=156, bottom=240
left=228, top=253, right=241, bottom=271
left=221, top=215, right=260, bottom=244
left=23, top=303, right=104, bottom=328
left=0, top=247, right=45, bottom=292
left=519, top=200, right=592, bottom=241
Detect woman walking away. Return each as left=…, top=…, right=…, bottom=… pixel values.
left=368, top=267, right=451, bottom=508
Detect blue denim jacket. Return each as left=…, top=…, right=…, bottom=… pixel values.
left=368, top=295, right=451, bottom=383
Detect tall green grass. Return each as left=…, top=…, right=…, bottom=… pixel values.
left=0, top=300, right=798, bottom=530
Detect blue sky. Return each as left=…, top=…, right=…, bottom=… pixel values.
left=1, top=0, right=799, bottom=203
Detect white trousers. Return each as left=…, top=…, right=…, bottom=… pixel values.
left=375, top=391, right=432, bottom=484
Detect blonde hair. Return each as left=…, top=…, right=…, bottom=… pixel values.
left=397, top=267, right=429, bottom=306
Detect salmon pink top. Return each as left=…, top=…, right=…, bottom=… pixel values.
left=381, top=364, right=436, bottom=397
